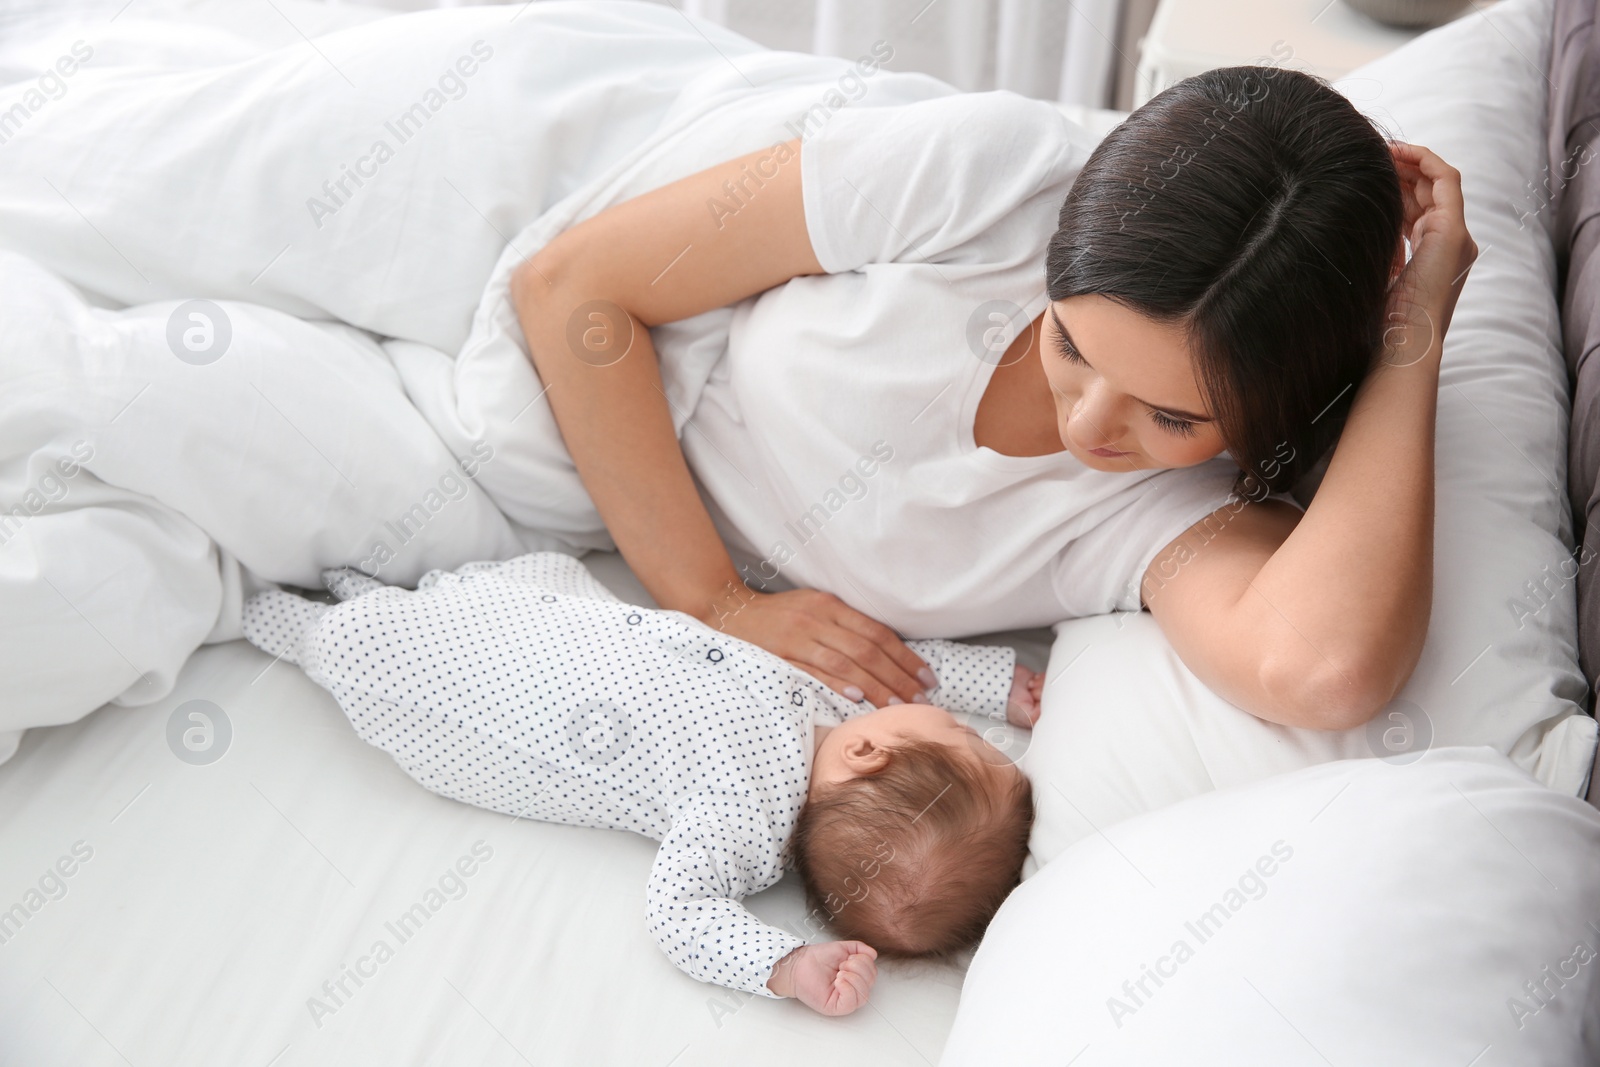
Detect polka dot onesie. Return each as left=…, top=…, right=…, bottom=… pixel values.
left=242, top=551, right=1015, bottom=997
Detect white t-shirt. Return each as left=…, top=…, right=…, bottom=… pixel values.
left=0, top=5, right=1290, bottom=638
left=682, top=91, right=1301, bottom=639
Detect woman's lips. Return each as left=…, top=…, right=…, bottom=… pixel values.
left=1089, top=446, right=1130, bottom=457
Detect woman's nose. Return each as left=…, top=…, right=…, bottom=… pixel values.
left=1066, top=382, right=1124, bottom=449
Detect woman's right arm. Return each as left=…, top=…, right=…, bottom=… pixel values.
left=509, top=138, right=935, bottom=706
left=1140, top=143, right=1476, bottom=730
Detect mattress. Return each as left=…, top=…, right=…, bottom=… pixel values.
left=0, top=548, right=1051, bottom=1065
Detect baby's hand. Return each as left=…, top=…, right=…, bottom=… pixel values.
left=767, top=941, right=878, bottom=1015
left=1006, top=664, right=1044, bottom=728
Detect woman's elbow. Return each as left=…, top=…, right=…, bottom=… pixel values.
left=510, top=248, right=563, bottom=315
left=510, top=247, right=588, bottom=375
left=1287, top=651, right=1409, bottom=732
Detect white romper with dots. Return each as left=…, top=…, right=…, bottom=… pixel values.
left=242, top=551, right=1016, bottom=997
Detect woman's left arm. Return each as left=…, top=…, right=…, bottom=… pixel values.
left=1141, top=143, right=1477, bottom=732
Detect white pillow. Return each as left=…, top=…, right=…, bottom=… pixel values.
left=1024, top=0, right=1598, bottom=876
left=944, top=747, right=1600, bottom=1065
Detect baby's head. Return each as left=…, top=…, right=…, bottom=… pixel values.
left=792, top=704, right=1034, bottom=959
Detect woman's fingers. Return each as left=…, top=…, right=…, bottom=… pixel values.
left=1380, top=142, right=1476, bottom=347
left=1390, top=141, right=1467, bottom=245
left=788, top=632, right=918, bottom=708
left=800, top=641, right=909, bottom=708
left=813, top=626, right=927, bottom=704
left=1390, top=142, right=1458, bottom=234
left=828, top=604, right=936, bottom=695
left=1389, top=143, right=1427, bottom=224
left=718, top=587, right=931, bottom=707
left=784, top=659, right=867, bottom=704
left=1388, top=143, right=1472, bottom=257
left=1407, top=143, right=1464, bottom=216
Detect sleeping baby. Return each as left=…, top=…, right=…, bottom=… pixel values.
left=241, top=551, right=1041, bottom=1016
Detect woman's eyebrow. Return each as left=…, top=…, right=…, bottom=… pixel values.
left=1048, top=305, right=1215, bottom=423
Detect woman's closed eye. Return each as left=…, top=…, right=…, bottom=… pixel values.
left=1147, top=409, right=1199, bottom=437
left=1054, top=335, right=1200, bottom=438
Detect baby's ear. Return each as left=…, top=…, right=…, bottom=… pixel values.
left=839, top=735, right=893, bottom=777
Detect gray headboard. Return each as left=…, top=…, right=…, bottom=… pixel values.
left=1546, top=0, right=1600, bottom=798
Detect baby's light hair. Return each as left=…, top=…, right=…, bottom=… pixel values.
left=790, top=737, right=1034, bottom=959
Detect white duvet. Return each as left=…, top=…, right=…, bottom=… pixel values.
left=0, top=0, right=969, bottom=757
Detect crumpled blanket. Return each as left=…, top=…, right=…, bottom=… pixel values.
left=0, top=0, right=954, bottom=756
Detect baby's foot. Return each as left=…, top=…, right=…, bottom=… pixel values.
left=1006, top=664, right=1044, bottom=728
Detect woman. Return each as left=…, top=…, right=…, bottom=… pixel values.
left=0, top=6, right=1473, bottom=744
left=510, top=64, right=1477, bottom=732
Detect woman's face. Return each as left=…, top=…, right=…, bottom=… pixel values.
left=1039, top=294, right=1229, bottom=471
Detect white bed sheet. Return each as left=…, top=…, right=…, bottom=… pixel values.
left=0, top=548, right=1049, bottom=1066
left=0, top=610, right=927, bottom=1064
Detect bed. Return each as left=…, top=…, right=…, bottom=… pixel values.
left=1, top=1, right=1597, bottom=1064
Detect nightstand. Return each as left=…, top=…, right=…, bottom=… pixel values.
left=1133, top=0, right=1499, bottom=108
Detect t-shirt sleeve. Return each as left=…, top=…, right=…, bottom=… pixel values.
left=646, top=794, right=805, bottom=998
left=799, top=91, right=1083, bottom=274
left=1054, top=460, right=1250, bottom=618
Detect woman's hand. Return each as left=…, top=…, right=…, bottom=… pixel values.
left=703, top=587, right=936, bottom=707
left=1381, top=142, right=1479, bottom=365
left=766, top=941, right=878, bottom=1015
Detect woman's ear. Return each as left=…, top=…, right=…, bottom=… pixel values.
left=839, top=735, right=892, bottom=777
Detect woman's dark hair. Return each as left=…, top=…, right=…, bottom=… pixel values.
left=1045, top=65, right=1405, bottom=499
